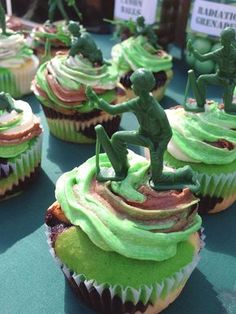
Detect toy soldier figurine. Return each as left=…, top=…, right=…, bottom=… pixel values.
left=135, top=16, right=159, bottom=49
left=86, top=68, right=197, bottom=192
left=48, top=0, right=82, bottom=24
left=68, top=21, right=107, bottom=65
left=0, top=92, right=22, bottom=113
left=186, top=27, right=236, bottom=113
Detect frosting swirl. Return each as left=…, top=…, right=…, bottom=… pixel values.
left=33, top=22, right=71, bottom=49
left=112, top=35, right=172, bottom=74
left=0, top=100, right=42, bottom=158
left=33, top=54, right=119, bottom=113
left=166, top=102, right=236, bottom=165
left=55, top=151, right=201, bottom=262
left=0, top=33, right=33, bottom=68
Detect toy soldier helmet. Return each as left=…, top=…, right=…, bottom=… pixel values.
left=136, top=15, right=145, bottom=25
left=130, top=68, right=156, bottom=92
left=68, top=21, right=80, bottom=36
left=220, top=27, right=235, bottom=42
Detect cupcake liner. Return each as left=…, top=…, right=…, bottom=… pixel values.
left=0, top=55, right=39, bottom=98
left=197, top=170, right=236, bottom=199
left=0, top=135, right=42, bottom=198
left=11, top=55, right=39, bottom=97
left=46, top=225, right=203, bottom=313
left=160, top=151, right=236, bottom=213
left=45, top=114, right=121, bottom=144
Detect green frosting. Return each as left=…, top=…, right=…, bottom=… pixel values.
left=0, top=111, right=22, bottom=131
left=55, top=226, right=195, bottom=289
left=0, top=140, right=30, bottom=158
left=0, top=34, right=33, bottom=61
left=55, top=152, right=202, bottom=262
left=112, top=35, right=172, bottom=74
left=35, top=55, right=118, bottom=113
left=165, top=151, right=236, bottom=175
left=0, top=109, right=31, bottom=158
left=166, top=102, right=236, bottom=165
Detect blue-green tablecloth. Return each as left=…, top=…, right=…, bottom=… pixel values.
left=0, top=35, right=236, bottom=314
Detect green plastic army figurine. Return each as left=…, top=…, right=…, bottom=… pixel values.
left=104, top=18, right=136, bottom=41
left=134, top=16, right=159, bottom=49
left=105, top=15, right=159, bottom=48
left=0, top=92, right=22, bottom=113
left=86, top=68, right=198, bottom=192
left=48, top=0, right=81, bottom=24
left=185, top=27, right=236, bottom=113
left=68, top=21, right=107, bottom=65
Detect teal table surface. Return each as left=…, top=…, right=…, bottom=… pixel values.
left=1, top=35, right=236, bottom=314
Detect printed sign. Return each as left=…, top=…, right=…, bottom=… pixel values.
left=191, top=0, right=236, bottom=37
left=114, top=0, right=158, bottom=24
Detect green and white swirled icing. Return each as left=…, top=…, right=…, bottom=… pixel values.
left=35, top=54, right=119, bottom=113
left=55, top=152, right=201, bottom=262
left=0, top=33, right=33, bottom=68
left=111, top=35, right=172, bottom=74
left=0, top=100, right=41, bottom=158
left=166, top=102, right=236, bottom=165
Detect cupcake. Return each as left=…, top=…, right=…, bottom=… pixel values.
left=0, top=3, right=39, bottom=98
left=162, top=27, right=236, bottom=214
left=30, top=0, right=82, bottom=64
left=0, top=30, right=39, bottom=98
left=0, top=93, right=42, bottom=200
left=46, top=151, right=202, bottom=314
left=31, top=21, right=71, bottom=64
left=32, top=22, right=123, bottom=144
left=111, top=17, right=173, bottom=101
left=164, top=101, right=236, bottom=214
left=46, top=68, right=203, bottom=313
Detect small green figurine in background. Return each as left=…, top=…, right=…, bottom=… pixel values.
left=68, top=21, right=107, bottom=65
left=185, top=27, right=236, bottom=113
left=86, top=68, right=197, bottom=192
left=48, top=0, right=82, bottom=24
left=0, top=92, right=22, bottom=113
left=104, top=18, right=136, bottom=41
left=134, top=16, right=159, bottom=49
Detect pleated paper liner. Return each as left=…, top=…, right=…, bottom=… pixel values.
left=38, top=102, right=121, bottom=143
left=0, top=135, right=42, bottom=199
left=0, top=56, right=39, bottom=98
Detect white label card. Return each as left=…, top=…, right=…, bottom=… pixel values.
left=191, top=0, right=236, bottom=37
left=114, top=0, right=158, bottom=24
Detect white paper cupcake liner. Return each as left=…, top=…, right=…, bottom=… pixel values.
left=0, top=135, right=42, bottom=197
left=12, top=55, right=39, bottom=96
